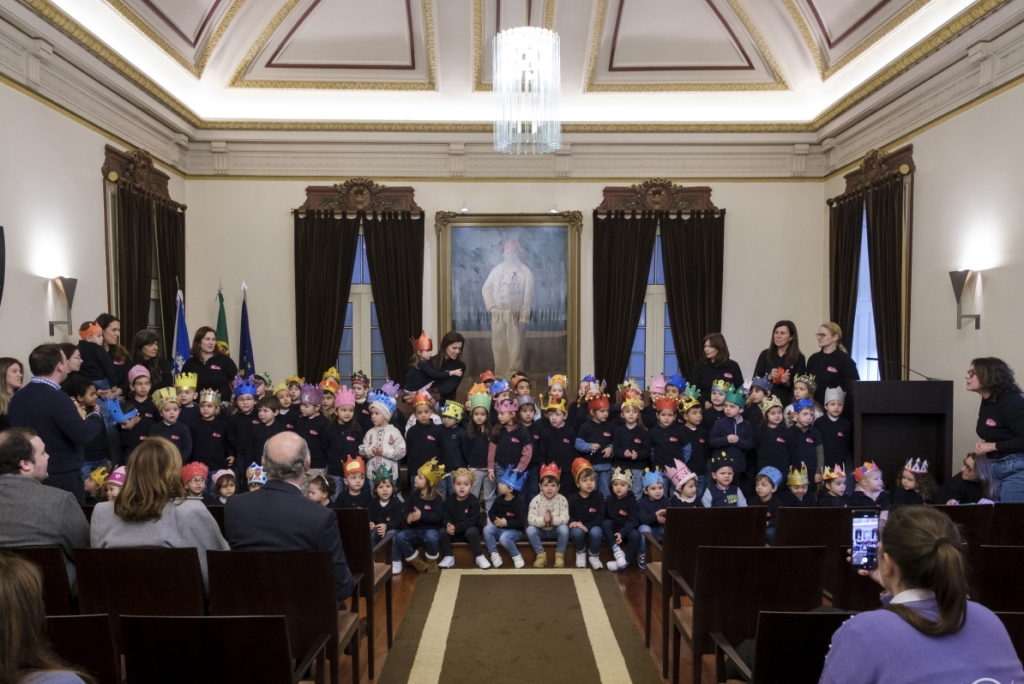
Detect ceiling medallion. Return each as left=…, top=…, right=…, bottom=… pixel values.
left=493, top=27, right=561, bottom=154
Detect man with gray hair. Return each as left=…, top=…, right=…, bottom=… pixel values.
left=224, top=432, right=355, bottom=606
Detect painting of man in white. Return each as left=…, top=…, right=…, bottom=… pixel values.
left=481, top=239, right=534, bottom=378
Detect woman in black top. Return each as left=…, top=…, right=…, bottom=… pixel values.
left=404, top=331, right=466, bottom=401
left=968, top=357, right=1024, bottom=502
left=129, top=330, right=174, bottom=392
left=180, top=327, right=239, bottom=403
left=752, top=320, right=806, bottom=407
left=689, top=333, right=743, bottom=408
left=805, top=322, right=859, bottom=406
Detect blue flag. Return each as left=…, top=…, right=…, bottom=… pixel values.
left=171, top=290, right=191, bottom=375
left=238, top=283, right=256, bottom=378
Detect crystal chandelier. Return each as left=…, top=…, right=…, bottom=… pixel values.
left=493, top=27, right=561, bottom=155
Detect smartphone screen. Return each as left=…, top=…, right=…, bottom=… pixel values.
left=852, top=509, right=880, bottom=571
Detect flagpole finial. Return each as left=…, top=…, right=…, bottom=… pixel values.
left=241, top=281, right=247, bottom=292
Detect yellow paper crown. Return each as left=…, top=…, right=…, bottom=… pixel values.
left=286, top=374, right=305, bottom=386
left=760, top=395, right=783, bottom=415
left=272, top=381, right=289, bottom=395
left=711, top=379, right=732, bottom=393
left=198, top=389, right=220, bottom=406
left=152, top=387, right=178, bottom=411
left=610, top=466, right=633, bottom=486
left=823, top=464, right=846, bottom=481
left=622, top=395, right=643, bottom=410
left=323, top=366, right=342, bottom=383
left=787, top=463, right=809, bottom=486
left=548, top=374, right=568, bottom=389
left=540, top=393, right=568, bottom=414
left=450, top=467, right=475, bottom=483
left=419, top=457, right=446, bottom=485
left=174, top=373, right=198, bottom=390
left=679, top=395, right=700, bottom=413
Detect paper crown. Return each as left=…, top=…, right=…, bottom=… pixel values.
left=246, top=462, right=267, bottom=485
left=793, top=374, right=818, bottom=393
left=253, top=372, right=272, bottom=387
left=665, top=459, right=697, bottom=488
left=905, top=458, right=929, bottom=475
left=174, top=373, right=198, bottom=390
left=79, top=322, right=102, bottom=340
left=412, top=388, right=434, bottom=407
left=343, top=455, right=366, bottom=477
left=108, top=466, right=127, bottom=486
left=787, top=463, right=809, bottom=486
left=611, top=467, right=633, bottom=486
left=468, top=386, right=492, bottom=412
left=420, top=458, right=447, bottom=486
left=642, top=468, right=663, bottom=489
left=198, top=389, right=220, bottom=405
left=351, top=370, right=369, bottom=387
left=724, top=388, right=746, bottom=407
left=582, top=374, right=602, bottom=395
left=233, top=375, right=258, bottom=398
left=683, top=384, right=700, bottom=402
left=750, top=376, right=773, bottom=393
left=823, top=464, right=847, bottom=481
left=541, top=394, right=567, bottom=414
left=853, top=461, right=880, bottom=482
left=511, top=373, right=529, bottom=389
left=450, top=467, right=475, bottom=484
left=679, top=395, right=701, bottom=413
left=516, top=395, right=536, bottom=408
left=760, top=395, right=783, bottom=415
left=666, top=373, right=687, bottom=390
left=571, top=457, right=594, bottom=484
left=587, top=393, right=610, bottom=411
left=620, top=378, right=642, bottom=397
left=319, top=377, right=340, bottom=395
left=102, top=398, right=138, bottom=424
left=497, top=465, right=527, bottom=491
left=371, top=464, right=393, bottom=483
left=495, top=398, right=518, bottom=413
left=181, top=461, right=209, bottom=483
left=441, top=401, right=465, bottom=421
left=368, top=390, right=397, bottom=419
left=710, top=451, right=733, bottom=472
left=300, top=383, right=324, bottom=406
left=622, top=395, right=644, bottom=411
left=323, top=367, right=342, bottom=383
left=538, top=462, right=561, bottom=481
left=128, top=365, right=150, bottom=384
left=791, top=398, right=815, bottom=413
left=711, top=379, right=732, bottom=394
left=824, top=386, right=847, bottom=405
left=479, top=370, right=496, bottom=383
left=89, top=467, right=109, bottom=487
left=211, top=469, right=234, bottom=484
left=548, top=374, right=568, bottom=389
left=380, top=380, right=401, bottom=398
left=411, top=330, right=433, bottom=352
left=152, top=387, right=178, bottom=411
left=489, top=379, right=510, bottom=397
left=649, top=374, right=667, bottom=395
left=758, top=466, right=784, bottom=488
left=286, top=374, right=305, bottom=386
left=272, top=381, right=289, bottom=396
left=655, top=396, right=678, bottom=412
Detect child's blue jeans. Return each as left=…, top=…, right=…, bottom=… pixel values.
left=631, top=469, right=645, bottom=500
left=394, top=528, right=440, bottom=560
left=526, top=524, right=569, bottom=554
left=638, top=524, right=664, bottom=557
left=483, top=523, right=522, bottom=557
left=594, top=466, right=612, bottom=498
left=569, top=525, right=603, bottom=556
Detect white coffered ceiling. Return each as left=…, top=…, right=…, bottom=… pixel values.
left=5, top=0, right=1020, bottom=127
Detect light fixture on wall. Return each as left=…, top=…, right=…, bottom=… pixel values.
left=493, top=27, right=561, bottom=155
left=949, top=269, right=980, bottom=329
left=549, top=204, right=558, bottom=213
left=48, top=276, right=78, bottom=336
left=461, top=202, right=469, bottom=213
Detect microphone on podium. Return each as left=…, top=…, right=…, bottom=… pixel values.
left=866, top=357, right=942, bottom=382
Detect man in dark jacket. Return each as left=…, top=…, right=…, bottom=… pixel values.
left=224, top=432, right=355, bottom=607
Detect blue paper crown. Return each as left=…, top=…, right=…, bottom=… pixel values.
left=367, top=390, right=397, bottom=415
left=497, top=465, right=527, bottom=492
left=758, top=466, right=783, bottom=488
left=102, top=398, right=138, bottom=424
left=750, top=375, right=773, bottom=393
left=792, top=398, right=815, bottom=412
left=642, top=468, right=663, bottom=489
left=233, top=375, right=258, bottom=399
left=582, top=374, right=597, bottom=384
left=489, top=379, right=510, bottom=397
left=666, top=373, right=687, bottom=390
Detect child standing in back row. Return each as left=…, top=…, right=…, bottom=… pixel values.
left=150, top=387, right=192, bottom=462
left=538, top=395, right=577, bottom=496
left=359, top=389, right=407, bottom=487
left=576, top=392, right=615, bottom=497
left=613, top=394, right=650, bottom=500
left=815, top=387, right=852, bottom=477
left=465, top=385, right=495, bottom=509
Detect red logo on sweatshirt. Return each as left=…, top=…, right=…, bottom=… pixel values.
left=634, top=438, right=642, bottom=444
left=170, top=435, right=179, bottom=440
left=837, top=432, right=844, bottom=437
left=777, top=437, right=785, bottom=443
left=827, top=366, right=838, bottom=373
left=424, top=505, right=431, bottom=510
left=427, top=435, right=435, bottom=441
left=139, top=435, right=147, bottom=440
left=507, top=512, right=515, bottom=517
left=286, top=423, right=294, bottom=429
left=986, top=418, right=997, bottom=427
left=669, top=437, right=678, bottom=442
left=210, top=365, right=221, bottom=370
left=724, top=373, right=733, bottom=379
left=619, top=509, right=627, bottom=515
left=212, top=432, right=221, bottom=438
left=309, top=430, right=318, bottom=435
left=588, top=507, right=597, bottom=513
left=511, top=437, right=520, bottom=443
left=699, top=438, right=706, bottom=444
left=347, top=435, right=355, bottom=441
left=251, top=419, right=260, bottom=425
left=806, top=437, right=814, bottom=444
left=603, top=432, right=611, bottom=437
left=563, top=438, right=570, bottom=443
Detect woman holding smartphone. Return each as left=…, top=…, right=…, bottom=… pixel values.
left=820, top=506, right=1023, bottom=684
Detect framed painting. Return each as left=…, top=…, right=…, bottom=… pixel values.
left=435, top=212, right=582, bottom=396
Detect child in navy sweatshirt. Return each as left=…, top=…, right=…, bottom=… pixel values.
left=602, top=468, right=640, bottom=571
left=483, top=466, right=529, bottom=569
left=756, top=396, right=789, bottom=475
left=517, top=395, right=544, bottom=503
left=665, top=459, right=700, bottom=508
left=368, top=469, right=404, bottom=574
left=612, top=396, right=650, bottom=500
left=405, top=394, right=445, bottom=490
left=393, top=459, right=446, bottom=573
left=174, top=374, right=201, bottom=432
left=439, top=401, right=470, bottom=478
left=150, top=387, right=192, bottom=462
left=296, top=384, right=331, bottom=479
left=636, top=469, right=668, bottom=570
left=575, top=393, right=616, bottom=497
left=227, top=380, right=260, bottom=478
left=538, top=396, right=577, bottom=496
left=701, top=380, right=729, bottom=433
left=754, top=466, right=783, bottom=545
left=192, top=390, right=229, bottom=478
left=251, top=396, right=287, bottom=463
left=326, top=398, right=363, bottom=502
left=488, top=399, right=533, bottom=491
left=780, top=463, right=817, bottom=507
left=648, top=397, right=688, bottom=490
left=815, top=387, right=853, bottom=477
left=818, top=465, right=850, bottom=507
left=567, top=458, right=605, bottom=570
left=786, top=398, right=825, bottom=484
left=701, top=453, right=747, bottom=508
left=127, top=366, right=158, bottom=422
left=679, top=396, right=708, bottom=499
left=708, top=387, right=755, bottom=486
left=465, top=390, right=495, bottom=510
left=334, top=456, right=373, bottom=510
left=439, top=468, right=486, bottom=569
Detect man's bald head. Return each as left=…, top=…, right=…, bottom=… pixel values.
left=262, top=432, right=310, bottom=483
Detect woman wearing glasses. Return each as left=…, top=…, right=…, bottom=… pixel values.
left=805, top=322, right=859, bottom=407
left=967, top=357, right=1024, bottom=502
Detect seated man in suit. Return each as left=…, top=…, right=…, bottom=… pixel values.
left=224, top=432, right=355, bottom=606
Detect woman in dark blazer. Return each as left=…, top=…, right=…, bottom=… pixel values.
left=180, top=327, right=239, bottom=402
left=689, top=333, right=743, bottom=408
left=128, top=330, right=174, bottom=392
left=752, top=320, right=806, bottom=407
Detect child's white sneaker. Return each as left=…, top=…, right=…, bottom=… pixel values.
left=392, top=560, right=403, bottom=575
left=438, top=556, right=455, bottom=569
left=589, top=555, right=604, bottom=570
left=512, top=554, right=525, bottom=569
left=475, top=554, right=492, bottom=569
left=612, top=545, right=626, bottom=565
left=575, top=552, right=587, bottom=568
left=490, top=552, right=504, bottom=568
left=606, top=560, right=621, bottom=571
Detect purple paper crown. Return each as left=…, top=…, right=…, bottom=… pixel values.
left=380, top=380, right=401, bottom=398
left=300, top=383, right=324, bottom=406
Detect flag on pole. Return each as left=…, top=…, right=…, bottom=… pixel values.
left=237, top=282, right=256, bottom=378
left=215, top=281, right=230, bottom=355
left=171, top=290, right=191, bottom=374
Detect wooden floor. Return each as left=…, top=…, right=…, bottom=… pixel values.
left=326, top=566, right=713, bottom=684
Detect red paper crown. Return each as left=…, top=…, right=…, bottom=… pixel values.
left=655, top=396, right=678, bottom=412
left=587, top=393, right=610, bottom=411
left=410, top=330, right=432, bottom=352
left=539, top=463, right=561, bottom=481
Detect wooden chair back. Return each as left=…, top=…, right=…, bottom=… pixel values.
left=995, top=612, right=1024, bottom=661
left=774, top=507, right=852, bottom=594
left=991, top=504, right=1024, bottom=546
left=830, top=545, right=883, bottom=611
left=46, top=615, right=120, bottom=684
left=121, top=615, right=298, bottom=684
left=335, top=508, right=374, bottom=599
left=751, top=611, right=855, bottom=684
left=975, top=546, right=1024, bottom=612
left=6, top=546, right=73, bottom=615
left=664, top=506, right=767, bottom=592
left=932, top=504, right=992, bottom=563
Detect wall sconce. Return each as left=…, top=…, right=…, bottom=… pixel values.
left=949, top=269, right=980, bottom=329
left=49, top=276, right=77, bottom=336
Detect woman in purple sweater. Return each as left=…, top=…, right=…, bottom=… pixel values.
left=820, top=506, right=1023, bottom=684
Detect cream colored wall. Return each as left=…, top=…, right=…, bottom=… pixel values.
left=183, top=179, right=827, bottom=385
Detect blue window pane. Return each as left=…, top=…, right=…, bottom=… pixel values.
left=371, top=353, right=387, bottom=381
left=664, top=353, right=678, bottom=377
left=663, top=302, right=670, bottom=327
left=344, top=302, right=353, bottom=327
left=340, top=329, right=353, bottom=353
left=629, top=353, right=645, bottom=379
left=371, top=328, right=383, bottom=352
left=632, top=328, right=646, bottom=353
left=362, top=242, right=371, bottom=284
left=637, top=303, right=646, bottom=327
left=636, top=378, right=646, bottom=390
left=370, top=302, right=378, bottom=327
left=351, top=255, right=360, bottom=284
left=655, top=235, right=665, bottom=285
left=337, top=353, right=353, bottom=378
left=648, top=247, right=655, bottom=285
left=664, top=328, right=674, bottom=353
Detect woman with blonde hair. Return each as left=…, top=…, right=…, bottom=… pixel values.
left=0, top=357, right=24, bottom=431
left=89, top=437, right=229, bottom=589
left=806, top=322, right=859, bottom=406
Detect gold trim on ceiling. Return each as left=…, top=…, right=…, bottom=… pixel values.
left=473, top=0, right=557, bottom=93
left=583, top=0, right=789, bottom=92
left=228, top=0, right=438, bottom=90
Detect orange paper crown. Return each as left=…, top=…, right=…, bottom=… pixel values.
left=571, top=457, right=594, bottom=484
left=343, top=455, right=365, bottom=477
left=539, top=462, right=561, bottom=481
left=412, top=388, right=434, bottom=407
left=411, top=330, right=432, bottom=352
left=586, top=393, right=610, bottom=411
left=655, top=396, right=678, bottom=413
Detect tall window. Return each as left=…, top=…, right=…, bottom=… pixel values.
left=338, top=233, right=387, bottom=388
left=850, top=209, right=880, bottom=380
left=627, top=234, right=674, bottom=389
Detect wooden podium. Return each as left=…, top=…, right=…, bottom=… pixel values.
left=848, top=380, right=954, bottom=485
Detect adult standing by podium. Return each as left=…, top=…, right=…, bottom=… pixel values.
left=806, top=322, right=859, bottom=406
left=968, top=357, right=1024, bottom=503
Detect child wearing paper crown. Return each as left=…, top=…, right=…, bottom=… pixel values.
left=517, top=394, right=544, bottom=503
left=815, top=386, right=853, bottom=478
left=294, top=384, right=331, bottom=493
left=191, top=390, right=229, bottom=487
left=211, top=469, right=236, bottom=505
left=538, top=394, right=577, bottom=496
left=818, top=464, right=850, bottom=507
left=359, top=388, right=407, bottom=488
left=403, top=331, right=465, bottom=395
left=786, top=398, right=825, bottom=484
left=701, top=379, right=730, bottom=433
left=576, top=392, right=617, bottom=498
left=227, top=376, right=260, bottom=479
left=755, top=466, right=783, bottom=545
left=438, top=468, right=487, bottom=569
left=743, top=376, right=772, bottom=434
left=755, top=395, right=789, bottom=477
left=127, top=365, right=158, bottom=421
left=526, top=463, right=571, bottom=568
left=105, top=466, right=127, bottom=501
left=679, top=390, right=709, bottom=499
left=103, top=398, right=147, bottom=468
left=439, top=401, right=469, bottom=481
left=272, top=381, right=297, bottom=426
left=637, top=469, right=669, bottom=571
left=701, top=452, right=747, bottom=508
left=394, top=458, right=447, bottom=573
left=708, top=385, right=755, bottom=492
left=405, top=389, right=446, bottom=492
left=602, top=468, right=641, bottom=571
left=76, top=321, right=119, bottom=403
left=173, top=373, right=201, bottom=432
left=613, top=394, right=651, bottom=501
left=368, top=467, right=405, bottom=575
left=665, top=459, right=699, bottom=507
left=567, top=458, right=606, bottom=570
left=325, top=385, right=363, bottom=500
left=780, top=464, right=817, bottom=507
left=320, top=376, right=340, bottom=422
left=335, top=456, right=373, bottom=509
left=150, top=387, right=193, bottom=462
left=892, top=459, right=935, bottom=506
left=482, top=466, right=529, bottom=569
left=847, top=462, right=890, bottom=510
left=487, top=396, right=533, bottom=494
left=466, top=385, right=496, bottom=510
left=246, top=462, right=266, bottom=491
left=84, top=466, right=109, bottom=504
left=784, top=374, right=823, bottom=428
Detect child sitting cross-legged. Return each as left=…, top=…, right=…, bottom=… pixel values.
left=891, top=458, right=934, bottom=506
left=701, top=452, right=747, bottom=508
left=334, top=456, right=372, bottom=509
left=780, top=463, right=816, bottom=507
left=818, top=465, right=850, bottom=507
left=306, top=473, right=337, bottom=507
left=483, top=466, right=529, bottom=569
left=665, top=459, right=699, bottom=507
left=394, top=458, right=446, bottom=574
left=602, top=468, right=641, bottom=571
left=847, top=462, right=891, bottom=510
left=568, top=458, right=605, bottom=570
left=368, top=467, right=405, bottom=575
left=637, top=468, right=668, bottom=571
left=755, top=466, right=783, bottom=545
left=438, top=468, right=486, bottom=569
left=246, top=462, right=266, bottom=492
left=526, top=463, right=571, bottom=569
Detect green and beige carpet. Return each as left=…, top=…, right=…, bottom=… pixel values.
left=379, top=569, right=662, bottom=684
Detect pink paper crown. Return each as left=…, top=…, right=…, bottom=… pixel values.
left=495, top=398, right=518, bottom=412
left=665, top=458, right=697, bottom=488
left=649, top=374, right=667, bottom=395
left=335, top=385, right=356, bottom=408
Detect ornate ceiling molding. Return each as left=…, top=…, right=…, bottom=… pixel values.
left=297, top=178, right=422, bottom=212
left=597, top=179, right=717, bottom=212
left=473, top=0, right=556, bottom=92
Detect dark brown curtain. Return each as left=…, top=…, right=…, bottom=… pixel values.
left=592, top=211, right=658, bottom=384
left=154, top=199, right=186, bottom=353
left=662, top=209, right=726, bottom=377
left=865, top=175, right=905, bottom=380
left=294, top=211, right=360, bottom=381
left=827, top=191, right=865, bottom=343
left=115, top=182, right=153, bottom=342
left=364, top=211, right=425, bottom=382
